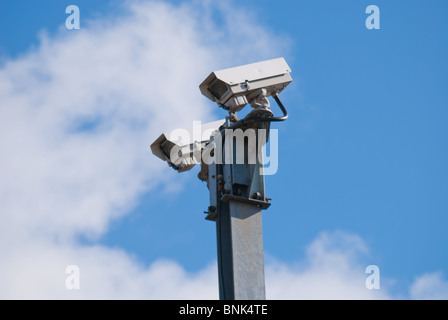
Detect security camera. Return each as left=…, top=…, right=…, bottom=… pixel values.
left=199, top=57, right=292, bottom=114
left=150, top=119, right=226, bottom=172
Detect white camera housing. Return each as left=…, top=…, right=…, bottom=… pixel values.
left=199, top=57, right=292, bottom=113
left=150, top=119, right=226, bottom=172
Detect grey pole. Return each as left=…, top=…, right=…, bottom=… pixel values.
left=205, top=118, right=271, bottom=300
left=216, top=199, right=266, bottom=299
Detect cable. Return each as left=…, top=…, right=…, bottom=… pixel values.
left=271, top=93, right=289, bottom=121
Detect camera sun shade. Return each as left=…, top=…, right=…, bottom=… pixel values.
left=199, top=57, right=292, bottom=113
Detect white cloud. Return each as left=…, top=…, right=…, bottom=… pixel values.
left=1, top=239, right=219, bottom=299
left=410, top=272, right=448, bottom=300
left=265, top=231, right=389, bottom=299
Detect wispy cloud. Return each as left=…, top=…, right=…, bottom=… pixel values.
left=265, top=231, right=388, bottom=299
left=410, top=272, right=448, bottom=300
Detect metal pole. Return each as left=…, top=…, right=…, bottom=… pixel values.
left=216, top=199, right=265, bottom=300
left=206, top=119, right=270, bottom=300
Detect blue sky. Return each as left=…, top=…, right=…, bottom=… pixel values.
left=0, top=0, right=447, bottom=299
